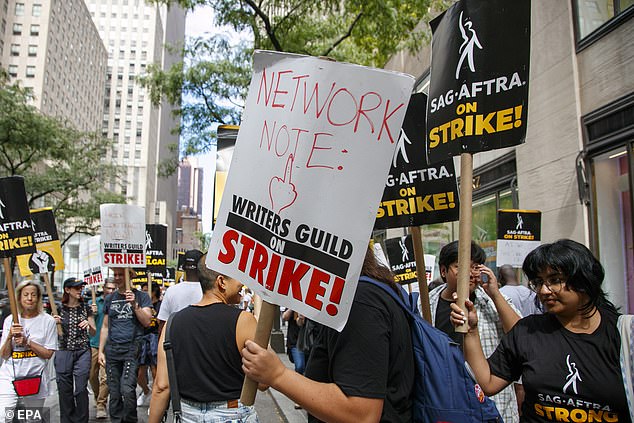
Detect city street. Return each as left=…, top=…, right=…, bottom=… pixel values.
left=39, top=323, right=306, bottom=423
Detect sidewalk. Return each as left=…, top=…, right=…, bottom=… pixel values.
left=267, top=351, right=308, bottom=423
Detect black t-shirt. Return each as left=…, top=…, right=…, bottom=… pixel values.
left=434, top=291, right=476, bottom=351
left=59, top=303, right=93, bottom=350
left=304, top=281, right=414, bottom=422
left=488, top=309, right=631, bottom=423
left=170, top=303, right=244, bottom=403
left=286, top=313, right=300, bottom=348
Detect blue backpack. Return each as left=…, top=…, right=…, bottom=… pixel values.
left=359, top=276, right=503, bottom=423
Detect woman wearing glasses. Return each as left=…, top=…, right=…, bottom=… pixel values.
left=451, top=239, right=631, bottom=422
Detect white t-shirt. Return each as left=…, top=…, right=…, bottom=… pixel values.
left=0, top=313, right=58, bottom=399
left=241, top=293, right=253, bottom=310
left=157, top=281, right=202, bottom=321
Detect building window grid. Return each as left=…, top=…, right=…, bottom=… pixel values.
left=574, top=0, right=634, bottom=41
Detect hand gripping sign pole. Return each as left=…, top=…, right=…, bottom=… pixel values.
left=455, top=153, right=473, bottom=334
left=240, top=301, right=278, bottom=405
left=0, top=176, right=37, bottom=325
left=208, top=51, right=415, bottom=407
left=425, top=1, right=531, bottom=331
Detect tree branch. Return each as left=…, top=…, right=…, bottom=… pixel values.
left=323, top=12, right=363, bottom=56
left=243, top=0, right=283, bottom=51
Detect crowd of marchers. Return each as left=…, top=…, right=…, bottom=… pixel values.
left=1, top=239, right=632, bottom=423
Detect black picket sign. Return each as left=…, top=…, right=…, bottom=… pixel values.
left=426, top=0, right=531, bottom=164
left=0, top=176, right=36, bottom=258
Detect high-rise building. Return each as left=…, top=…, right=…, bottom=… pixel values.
left=84, top=0, right=186, bottom=255
left=0, top=0, right=107, bottom=132
left=177, top=157, right=204, bottom=217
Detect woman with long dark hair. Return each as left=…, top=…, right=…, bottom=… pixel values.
left=451, top=239, right=631, bottom=422
left=53, top=278, right=96, bottom=423
left=241, top=246, right=414, bottom=422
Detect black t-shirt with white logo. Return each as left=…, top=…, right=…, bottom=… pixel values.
left=489, top=309, right=631, bottom=423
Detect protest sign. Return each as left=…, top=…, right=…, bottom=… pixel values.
left=17, top=208, right=65, bottom=276
left=0, top=176, right=36, bottom=258
left=0, top=176, right=36, bottom=324
left=426, top=0, right=531, bottom=333
left=384, top=235, right=438, bottom=286
left=496, top=209, right=541, bottom=267
left=100, top=204, right=146, bottom=268
left=426, top=0, right=531, bottom=164
left=207, top=51, right=414, bottom=331
left=79, top=235, right=103, bottom=286
left=133, top=224, right=167, bottom=282
left=385, top=235, right=417, bottom=284
left=215, top=125, right=239, bottom=228
left=375, top=93, right=459, bottom=229
left=175, top=251, right=185, bottom=283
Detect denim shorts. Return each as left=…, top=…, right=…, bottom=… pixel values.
left=180, top=398, right=259, bottom=423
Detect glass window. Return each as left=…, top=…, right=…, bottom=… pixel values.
left=575, top=0, right=634, bottom=40
left=28, top=45, right=37, bottom=56
left=15, top=2, right=24, bottom=15
left=591, top=145, right=633, bottom=313
left=25, top=66, right=35, bottom=78
left=30, top=24, right=40, bottom=36
left=13, top=23, right=22, bottom=35
left=10, top=43, right=19, bottom=56
left=32, top=4, right=41, bottom=17
left=8, top=65, right=18, bottom=77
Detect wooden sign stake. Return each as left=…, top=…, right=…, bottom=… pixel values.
left=4, top=258, right=19, bottom=324
left=409, top=226, right=432, bottom=322
left=240, top=300, right=277, bottom=405
left=42, top=272, right=63, bottom=335
left=455, top=152, right=474, bottom=334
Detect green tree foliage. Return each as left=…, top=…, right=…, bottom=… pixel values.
left=0, top=71, right=126, bottom=245
left=142, top=0, right=448, bottom=160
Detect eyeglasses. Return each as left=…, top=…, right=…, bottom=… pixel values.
left=450, top=263, right=481, bottom=274
left=529, top=275, right=566, bottom=293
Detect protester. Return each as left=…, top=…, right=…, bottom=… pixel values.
left=241, top=288, right=254, bottom=312
left=148, top=254, right=258, bottom=423
left=90, top=278, right=116, bottom=420
left=52, top=277, right=96, bottom=423
left=0, top=280, right=57, bottom=420
left=156, top=249, right=203, bottom=333
left=242, top=246, right=415, bottom=422
left=498, top=264, right=540, bottom=317
left=282, top=308, right=305, bottom=375
left=137, top=282, right=162, bottom=407
left=428, top=240, right=521, bottom=422
left=98, top=268, right=152, bottom=423
left=451, top=239, right=632, bottom=422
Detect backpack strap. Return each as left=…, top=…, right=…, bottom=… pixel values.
left=163, top=316, right=182, bottom=422
left=359, top=276, right=420, bottom=319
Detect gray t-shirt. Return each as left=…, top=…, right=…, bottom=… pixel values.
left=104, top=289, right=151, bottom=344
left=157, top=281, right=202, bottom=321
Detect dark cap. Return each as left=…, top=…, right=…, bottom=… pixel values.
left=183, top=249, right=204, bottom=270
left=63, top=277, right=86, bottom=289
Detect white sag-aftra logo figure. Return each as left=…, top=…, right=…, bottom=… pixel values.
left=456, top=11, right=483, bottom=80
left=563, top=354, right=582, bottom=395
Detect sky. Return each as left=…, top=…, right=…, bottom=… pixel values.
left=183, top=5, right=228, bottom=234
